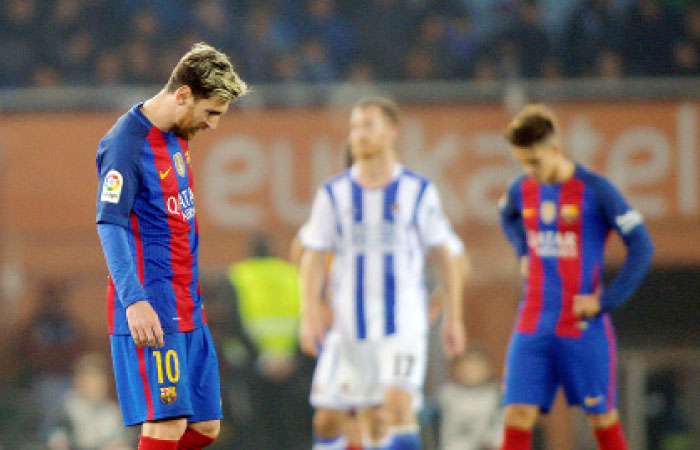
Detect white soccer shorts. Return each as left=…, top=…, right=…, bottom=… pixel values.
left=310, top=330, right=427, bottom=411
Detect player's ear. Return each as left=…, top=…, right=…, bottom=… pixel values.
left=175, top=85, right=194, bottom=106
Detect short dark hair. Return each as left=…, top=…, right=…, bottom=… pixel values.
left=166, top=42, right=248, bottom=101
left=504, top=104, right=557, bottom=147
left=353, top=96, right=400, bottom=125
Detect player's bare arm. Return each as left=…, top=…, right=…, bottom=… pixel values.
left=429, top=243, right=466, bottom=358
left=299, top=249, right=328, bottom=357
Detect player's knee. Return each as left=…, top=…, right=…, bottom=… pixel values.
left=313, top=409, right=345, bottom=437
left=383, top=388, right=415, bottom=426
left=362, top=407, right=388, bottom=441
left=587, top=409, right=619, bottom=429
left=191, top=420, right=221, bottom=439
left=142, top=417, right=189, bottom=440
left=503, top=405, right=539, bottom=429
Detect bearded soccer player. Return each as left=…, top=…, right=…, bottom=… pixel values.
left=300, top=97, right=466, bottom=450
left=498, top=105, right=653, bottom=450
left=95, top=43, right=247, bottom=450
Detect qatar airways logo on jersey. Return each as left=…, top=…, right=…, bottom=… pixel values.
left=166, top=187, right=196, bottom=221
left=527, top=230, right=578, bottom=258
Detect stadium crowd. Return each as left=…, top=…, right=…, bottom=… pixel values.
left=2, top=0, right=700, bottom=88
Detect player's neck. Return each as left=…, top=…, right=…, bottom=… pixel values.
left=546, top=158, right=576, bottom=184
left=140, top=91, right=177, bottom=132
left=355, top=149, right=397, bottom=189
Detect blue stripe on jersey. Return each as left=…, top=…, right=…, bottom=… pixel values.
left=325, top=184, right=342, bottom=237
left=383, top=179, right=400, bottom=335
left=540, top=185, right=563, bottom=333
left=351, top=180, right=367, bottom=340
left=411, top=178, right=429, bottom=227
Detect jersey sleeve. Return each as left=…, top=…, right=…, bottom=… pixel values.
left=499, top=178, right=528, bottom=257
left=593, top=177, right=654, bottom=311
left=594, top=178, right=646, bottom=238
left=416, top=183, right=450, bottom=248
left=299, top=186, right=337, bottom=251
left=96, top=134, right=142, bottom=228
left=446, top=227, right=465, bottom=257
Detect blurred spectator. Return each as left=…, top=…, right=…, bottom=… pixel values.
left=446, top=12, right=480, bottom=78
left=355, top=0, right=420, bottom=80
left=226, top=235, right=311, bottom=449
left=672, top=41, right=700, bottom=77
left=300, top=38, right=339, bottom=82
left=46, top=354, right=134, bottom=450
left=95, top=49, right=125, bottom=85
left=596, top=48, right=625, bottom=79
left=0, top=0, right=41, bottom=86
left=415, top=13, right=453, bottom=78
left=510, top=0, right=551, bottom=78
left=16, top=279, right=84, bottom=435
left=562, top=0, right=620, bottom=77
left=192, top=0, right=238, bottom=50
left=437, top=346, right=503, bottom=450
left=404, top=46, right=441, bottom=81
left=620, top=0, right=676, bottom=76
left=4, top=0, right=700, bottom=86
left=303, top=0, right=357, bottom=72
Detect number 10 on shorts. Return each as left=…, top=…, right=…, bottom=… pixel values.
left=153, top=350, right=180, bottom=384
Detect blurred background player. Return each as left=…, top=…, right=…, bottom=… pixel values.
left=435, top=345, right=503, bottom=450
left=46, top=353, right=133, bottom=450
left=498, top=104, right=654, bottom=450
left=95, top=43, right=247, bottom=449
left=299, top=97, right=466, bottom=450
left=227, top=234, right=310, bottom=449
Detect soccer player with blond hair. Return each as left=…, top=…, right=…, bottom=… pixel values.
left=95, top=43, right=247, bottom=450
left=498, top=104, right=653, bottom=450
left=300, top=97, right=466, bottom=450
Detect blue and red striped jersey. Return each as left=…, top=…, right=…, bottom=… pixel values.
left=499, top=165, right=649, bottom=338
left=96, top=104, right=205, bottom=335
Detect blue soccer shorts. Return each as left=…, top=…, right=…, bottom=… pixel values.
left=110, top=325, right=222, bottom=426
left=502, top=315, right=618, bottom=414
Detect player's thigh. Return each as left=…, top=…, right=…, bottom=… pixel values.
left=377, top=334, right=427, bottom=412
left=556, top=319, right=617, bottom=414
left=502, top=332, right=558, bottom=412
left=313, top=407, right=348, bottom=437
left=187, top=419, right=221, bottom=439
left=184, top=325, right=223, bottom=423
left=110, top=333, right=193, bottom=427
left=382, top=386, right=416, bottom=426
left=503, top=404, right=540, bottom=429
left=311, top=332, right=373, bottom=410
left=142, top=418, right=188, bottom=440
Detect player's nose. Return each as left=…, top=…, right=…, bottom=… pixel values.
left=206, top=116, right=219, bottom=130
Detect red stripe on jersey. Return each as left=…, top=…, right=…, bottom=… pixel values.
left=603, top=315, right=617, bottom=411
left=136, top=346, right=154, bottom=421
left=106, top=278, right=115, bottom=334
left=147, top=128, right=195, bottom=332
left=555, top=178, right=585, bottom=338
left=517, top=178, right=543, bottom=334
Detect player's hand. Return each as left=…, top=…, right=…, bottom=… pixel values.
left=573, top=291, right=601, bottom=320
left=519, top=256, right=529, bottom=278
left=299, top=315, right=326, bottom=357
left=126, top=301, right=164, bottom=348
left=441, top=316, right=466, bottom=358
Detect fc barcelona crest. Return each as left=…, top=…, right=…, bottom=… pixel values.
left=160, top=386, right=178, bottom=404
left=561, top=204, right=579, bottom=223
left=173, top=153, right=186, bottom=177
left=540, top=201, right=557, bottom=224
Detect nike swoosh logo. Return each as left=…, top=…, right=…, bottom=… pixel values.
left=159, top=167, right=172, bottom=179
left=584, top=395, right=604, bottom=407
